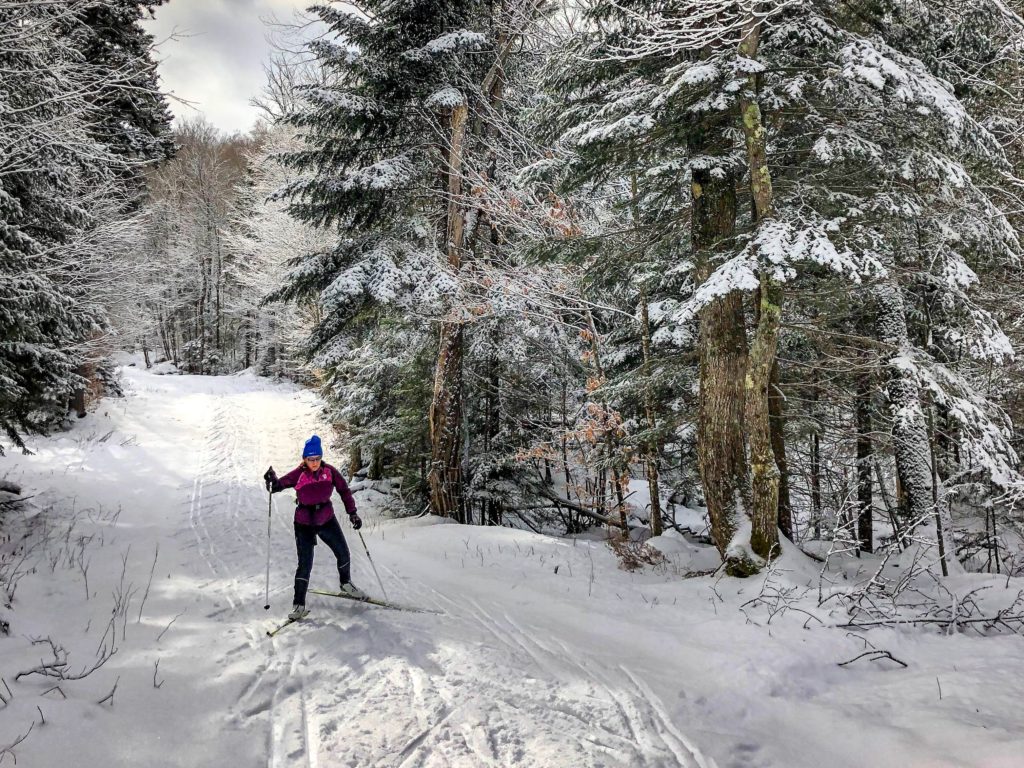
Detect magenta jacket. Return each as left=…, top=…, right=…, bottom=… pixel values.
left=276, top=462, right=357, bottom=526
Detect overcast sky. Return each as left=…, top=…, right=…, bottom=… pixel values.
left=143, top=0, right=315, bottom=135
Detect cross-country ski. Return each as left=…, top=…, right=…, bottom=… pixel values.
left=266, top=616, right=302, bottom=638
left=266, top=592, right=432, bottom=636
left=308, top=589, right=436, bottom=614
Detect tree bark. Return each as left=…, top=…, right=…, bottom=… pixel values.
left=692, top=162, right=751, bottom=570
left=348, top=443, right=362, bottom=479
left=874, top=283, right=934, bottom=527
left=856, top=369, right=874, bottom=553
left=639, top=292, right=663, bottom=537
left=369, top=444, right=384, bottom=481
left=769, top=344, right=791, bottom=541
left=428, top=102, right=469, bottom=521
left=739, top=11, right=782, bottom=563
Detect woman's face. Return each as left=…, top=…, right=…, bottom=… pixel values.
left=305, top=456, right=322, bottom=470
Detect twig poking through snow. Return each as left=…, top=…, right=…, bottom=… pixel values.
left=0, top=721, right=35, bottom=764
left=137, top=544, right=159, bottom=624
left=156, top=610, right=186, bottom=642
left=97, top=676, right=120, bottom=706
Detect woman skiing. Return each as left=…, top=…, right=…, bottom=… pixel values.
left=264, top=435, right=366, bottom=620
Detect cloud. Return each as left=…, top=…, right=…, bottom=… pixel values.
left=143, top=0, right=313, bottom=134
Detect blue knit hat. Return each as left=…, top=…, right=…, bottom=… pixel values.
left=302, top=435, right=323, bottom=458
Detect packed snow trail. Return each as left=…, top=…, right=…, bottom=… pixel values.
left=2, top=366, right=1022, bottom=768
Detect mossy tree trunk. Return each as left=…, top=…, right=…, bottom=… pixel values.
left=739, top=10, right=783, bottom=563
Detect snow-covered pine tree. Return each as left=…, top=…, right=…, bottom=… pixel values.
left=537, top=0, right=1020, bottom=571
left=278, top=0, right=546, bottom=519
left=75, top=0, right=175, bottom=201
left=752, top=1, right=1020, bottom=562
left=0, top=1, right=171, bottom=450
left=65, top=0, right=174, bottom=410
left=538, top=0, right=780, bottom=571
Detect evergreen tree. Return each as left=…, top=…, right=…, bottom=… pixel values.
left=278, top=0, right=540, bottom=518
left=0, top=1, right=172, bottom=451
left=538, top=0, right=1020, bottom=571
left=76, top=0, right=175, bottom=199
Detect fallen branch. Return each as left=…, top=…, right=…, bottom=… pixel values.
left=838, top=650, right=908, bottom=668
left=534, top=490, right=624, bottom=529
left=839, top=614, right=1024, bottom=630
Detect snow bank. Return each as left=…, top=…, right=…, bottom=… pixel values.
left=1, top=367, right=1021, bottom=767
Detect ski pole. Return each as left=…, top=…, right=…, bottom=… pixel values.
left=264, top=488, right=272, bottom=610
left=356, top=530, right=389, bottom=603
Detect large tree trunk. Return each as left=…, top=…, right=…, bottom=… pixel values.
left=430, top=325, right=465, bottom=520
left=739, top=11, right=782, bottom=563
left=428, top=102, right=469, bottom=521
left=874, top=283, right=934, bottom=527
left=692, top=161, right=751, bottom=571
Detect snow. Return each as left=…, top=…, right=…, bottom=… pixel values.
left=326, top=154, right=418, bottom=192
left=573, top=114, right=656, bottom=147
left=425, top=86, right=466, bottom=109
left=1, top=368, right=1023, bottom=767
left=839, top=40, right=969, bottom=143
left=423, top=30, right=487, bottom=54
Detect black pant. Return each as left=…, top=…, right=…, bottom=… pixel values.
left=294, top=516, right=351, bottom=606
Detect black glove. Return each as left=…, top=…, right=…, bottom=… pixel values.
left=263, top=467, right=278, bottom=492
left=349, top=513, right=362, bottom=530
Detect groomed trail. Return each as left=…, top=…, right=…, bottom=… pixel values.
left=2, top=366, right=1022, bottom=768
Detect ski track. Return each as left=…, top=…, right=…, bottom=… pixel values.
left=144, top=374, right=711, bottom=768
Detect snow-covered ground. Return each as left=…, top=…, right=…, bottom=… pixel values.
left=1, top=367, right=1022, bottom=767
